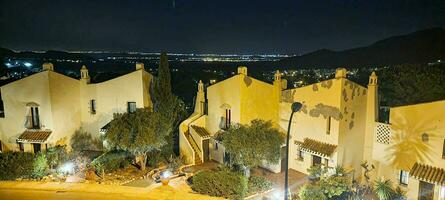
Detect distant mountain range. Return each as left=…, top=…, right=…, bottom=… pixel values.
left=280, top=28, right=445, bottom=68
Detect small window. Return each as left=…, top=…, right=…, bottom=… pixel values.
left=215, top=142, right=218, bottom=150
left=127, top=102, right=136, bottom=113
left=298, top=149, right=304, bottom=161
left=421, top=133, right=429, bottom=142
left=0, top=99, right=5, bottom=118
left=225, top=109, right=231, bottom=129
left=399, top=170, right=409, bottom=185
left=18, top=143, right=24, bottom=152
left=326, top=116, right=331, bottom=135
left=30, top=107, right=40, bottom=128
left=442, top=138, right=445, bottom=159
left=90, top=99, right=96, bottom=114
left=324, top=158, right=329, bottom=167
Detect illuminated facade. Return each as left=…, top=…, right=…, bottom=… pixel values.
left=180, top=67, right=373, bottom=178
left=0, top=63, right=152, bottom=153
left=370, top=100, right=445, bottom=200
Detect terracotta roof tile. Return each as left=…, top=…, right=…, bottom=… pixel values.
left=17, top=129, right=52, bottom=143
left=295, top=138, right=337, bottom=157
left=410, top=162, right=445, bottom=185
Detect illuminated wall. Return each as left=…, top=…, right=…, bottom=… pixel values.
left=0, top=64, right=152, bottom=152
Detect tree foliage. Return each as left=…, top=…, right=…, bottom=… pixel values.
left=379, top=64, right=445, bottom=107
left=299, top=184, right=327, bottom=200
left=104, top=108, right=168, bottom=170
left=222, top=119, right=285, bottom=170
left=151, top=52, right=187, bottom=156
left=32, top=153, right=49, bottom=179
left=70, top=129, right=103, bottom=153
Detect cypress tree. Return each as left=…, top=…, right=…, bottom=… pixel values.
left=152, top=52, right=186, bottom=156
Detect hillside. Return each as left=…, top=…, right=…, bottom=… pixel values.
left=280, top=28, right=445, bottom=68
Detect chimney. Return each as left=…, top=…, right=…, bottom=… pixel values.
left=80, top=65, right=90, bottom=84
left=135, top=62, right=144, bottom=71
left=237, top=66, right=248, bottom=75
left=42, top=63, right=54, bottom=71
left=335, top=68, right=347, bottom=78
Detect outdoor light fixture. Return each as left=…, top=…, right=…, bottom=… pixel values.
left=161, top=170, right=173, bottom=179
left=59, top=162, right=74, bottom=174
left=285, top=102, right=302, bottom=200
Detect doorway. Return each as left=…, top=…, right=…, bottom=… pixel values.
left=312, top=155, right=322, bottom=166
left=419, top=181, right=434, bottom=200
left=202, top=139, right=209, bottom=162
left=33, top=143, right=41, bottom=153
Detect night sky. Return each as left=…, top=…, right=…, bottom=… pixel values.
left=0, top=0, right=444, bottom=54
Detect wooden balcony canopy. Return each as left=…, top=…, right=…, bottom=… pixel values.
left=17, top=129, right=51, bottom=143
left=410, top=162, right=445, bottom=185
left=295, top=138, right=337, bottom=157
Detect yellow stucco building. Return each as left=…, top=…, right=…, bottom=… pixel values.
left=180, top=66, right=445, bottom=199
left=370, top=100, right=445, bottom=200
left=180, top=67, right=373, bottom=178
left=0, top=63, right=152, bottom=153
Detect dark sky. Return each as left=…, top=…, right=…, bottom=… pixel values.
left=0, top=0, right=444, bottom=54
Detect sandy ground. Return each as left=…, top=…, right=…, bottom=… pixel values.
left=0, top=177, right=224, bottom=200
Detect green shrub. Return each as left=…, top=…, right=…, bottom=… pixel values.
left=319, top=175, right=351, bottom=198
left=192, top=169, right=248, bottom=200
left=248, top=176, right=272, bottom=194
left=71, top=129, right=103, bottom=153
left=45, top=145, right=68, bottom=169
left=0, top=152, right=35, bottom=180
left=298, top=184, right=327, bottom=200
left=32, top=153, right=49, bottom=179
left=91, top=150, right=132, bottom=173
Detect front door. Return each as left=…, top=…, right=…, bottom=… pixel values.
left=33, top=143, right=41, bottom=153
left=202, top=139, right=209, bottom=162
left=312, top=155, right=322, bottom=166
left=419, top=181, right=434, bottom=200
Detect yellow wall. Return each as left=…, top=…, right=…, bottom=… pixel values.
left=281, top=77, right=368, bottom=178
left=0, top=72, right=53, bottom=151
left=0, top=67, right=153, bottom=152
left=206, top=75, right=242, bottom=134
left=372, top=100, right=445, bottom=199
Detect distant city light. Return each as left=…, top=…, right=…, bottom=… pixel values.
left=5, top=63, right=12, bottom=68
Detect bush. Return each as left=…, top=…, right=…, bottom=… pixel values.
left=319, top=175, right=351, bottom=198
left=299, top=184, right=327, bottom=200
left=0, top=152, right=35, bottom=180
left=192, top=169, right=248, bottom=200
left=248, top=176, right=272, bottom=194
left=45, top=145, right=68, bottom=169
left=71, top=129, right=103, bottom=153
left=32, top=153, right=49, bottom=179
left=91, top=150, right=132, bottom=173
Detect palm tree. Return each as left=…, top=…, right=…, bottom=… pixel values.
left=373, top=179, right=394, bottom=200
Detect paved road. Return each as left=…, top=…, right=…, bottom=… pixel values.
left=0, top=189, right=154, bottom=200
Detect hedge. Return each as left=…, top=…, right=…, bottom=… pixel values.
left=91, top=150, right=132, bottom=173
left=0, top=152, right=35, bottom=180
left=248, top=176, right=272, bottom=194
left=191, top=169, right=248, bottom=200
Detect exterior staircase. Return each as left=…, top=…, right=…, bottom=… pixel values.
left=184, top=130, right=202, bottom=165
